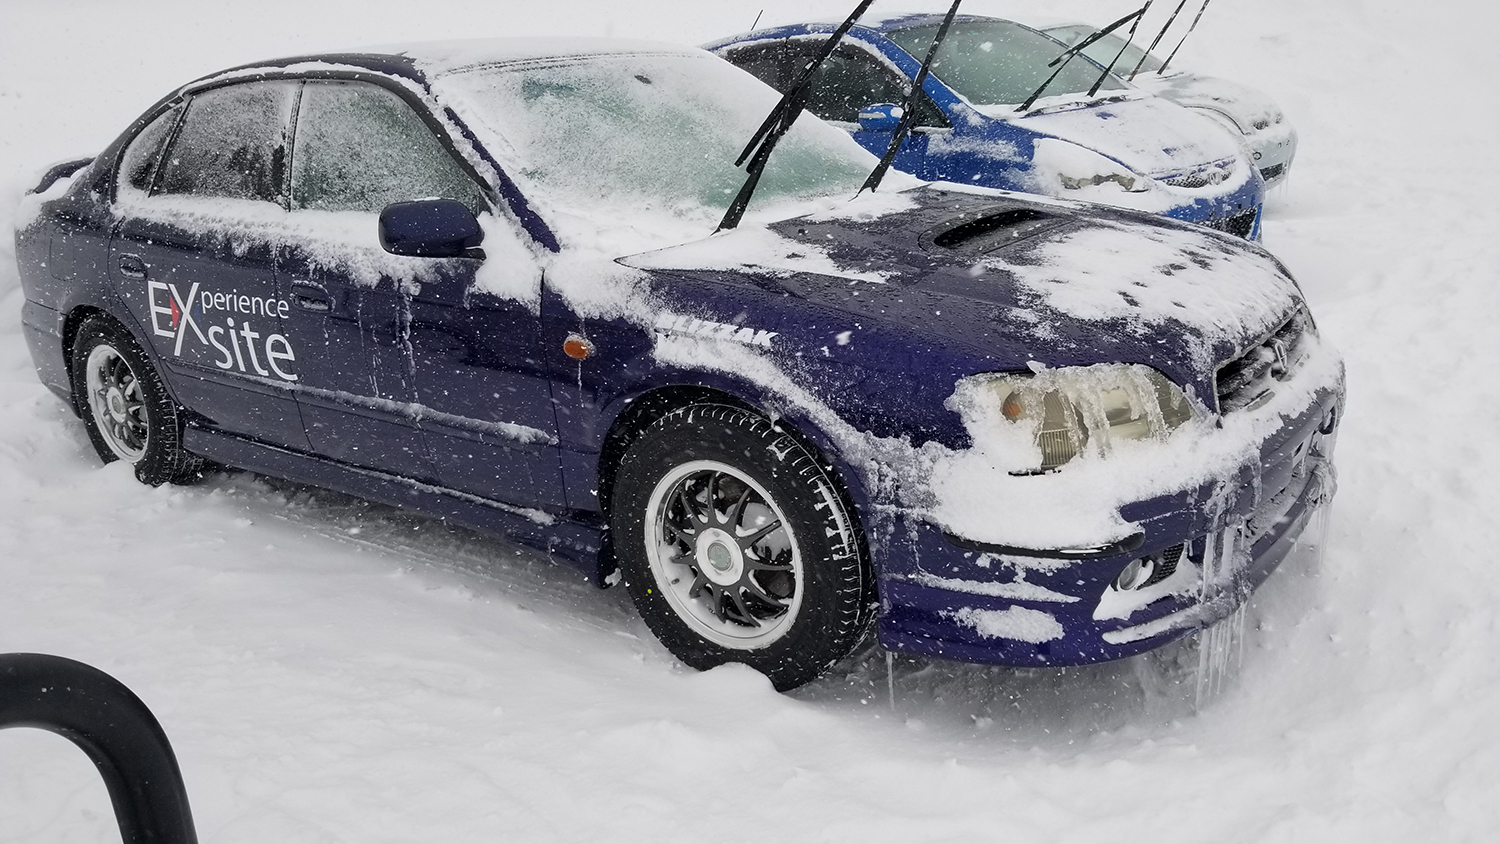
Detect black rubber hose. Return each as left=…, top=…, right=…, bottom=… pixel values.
left=0, top=653, right=198, bottom=844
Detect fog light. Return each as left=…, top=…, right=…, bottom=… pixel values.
left=1113, top=557, right=1156, bottom=592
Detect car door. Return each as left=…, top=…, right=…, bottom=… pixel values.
left=283, top=79, right=565, bottom=507
left=110, top=80, right=310, bottom=450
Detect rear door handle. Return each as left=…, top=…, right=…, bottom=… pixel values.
left=117, top=254, right=147, bottom=279
left=291, top=281, right=331, bottom=312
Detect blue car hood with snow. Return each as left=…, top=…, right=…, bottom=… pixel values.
left=624, top=188, right=1299, bottom=396
left=1002, top=95, right=1243, bottom=177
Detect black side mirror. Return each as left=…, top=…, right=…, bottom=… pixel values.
left=378, top=199, right=486, bottom=259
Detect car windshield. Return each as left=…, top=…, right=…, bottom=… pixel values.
left=1044, top=25, right=1165, bottom=75
left=886, top=20, right=1126, bottom=106
left=431, top=52, right=877, bottom=239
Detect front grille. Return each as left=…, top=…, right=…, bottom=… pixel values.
left=1259, top=162, right=1286, bottom=182
left=1160, top=159, right=1236, bottom=190
left=1206, top=208, right=1258, bottom=239
left=1216, top=309, right=1312, bottom=414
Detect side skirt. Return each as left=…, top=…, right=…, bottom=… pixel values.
left=182, top=424, right=608, bottom=581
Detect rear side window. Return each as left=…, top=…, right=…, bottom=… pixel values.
left=117, top=104, right=183, bottom=195
left=290, top=81, right=486, bottom=214
left=155, top=81, right=298, bottom=204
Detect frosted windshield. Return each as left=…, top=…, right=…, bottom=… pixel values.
left=1044, top=26, right=1166, bottom=75
left=433, top=53, right=876, bottom=229
left=888, top=21, right=1126, bottom=106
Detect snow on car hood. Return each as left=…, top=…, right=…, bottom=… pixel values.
left=992, top=96, right=1245, bottom=177
left=626, top=187, right=1298, bottom=386
left=1130, top=72, right=1286, bottom=134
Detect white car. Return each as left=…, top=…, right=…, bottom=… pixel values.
left=1037, top=22, right=1297, bottom=186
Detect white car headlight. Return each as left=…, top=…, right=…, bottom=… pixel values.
left=961, top=364, right=1196, bottom=473
left=1033, top=139, right=1150, bottom=194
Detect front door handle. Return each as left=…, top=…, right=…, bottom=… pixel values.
left=291, top=281, right=331, bottom=312
left=117, top=254, right=147, bottom=279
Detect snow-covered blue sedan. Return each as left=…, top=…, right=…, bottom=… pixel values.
left=708, top=14, right=1267, bottom=239
left=15, top=38, right=1341, bottom=690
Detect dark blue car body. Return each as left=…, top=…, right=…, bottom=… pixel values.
left=15, top=41, right=1341, bottom=679
left=707, top=15, right=1266, bottom=240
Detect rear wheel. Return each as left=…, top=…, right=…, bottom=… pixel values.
left=71, top=315, right=204, bottom=486
left=611, top=404, right=873, bottom=691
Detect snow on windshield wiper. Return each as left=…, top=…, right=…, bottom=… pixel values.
left=717, top=0, right=877, bottom=232
left=1159, top=0, right=1216, bottom=75
left=1086, top=0, right=1153, bottom=97
left=1017, top=4, right=1149, bottom=113
left=1130, top=0, right=1189, bottom=80
left=860, top=0, right=963, bottom=194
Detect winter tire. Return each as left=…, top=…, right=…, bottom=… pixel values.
left=71, top=314, right=204, bottom=486
left=611, top=403, right=873, bottom=691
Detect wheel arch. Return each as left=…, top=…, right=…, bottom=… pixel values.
left=594, top=380, right=879, bottom=593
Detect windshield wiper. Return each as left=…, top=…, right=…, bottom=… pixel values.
left=860, top=0, right=963, bottom=194
left=717, top=0, right=877, bottom=232
left=1016, top=5, right=1148, bottom=113
left=1129, top=0, right=1189, bottom=80
left=1159, top=0, right=1216, bottom=75
left=1087, top=0, right=1153, bottom=97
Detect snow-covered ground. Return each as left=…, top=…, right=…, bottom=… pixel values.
left=3, top=1, right=1499, bottom=841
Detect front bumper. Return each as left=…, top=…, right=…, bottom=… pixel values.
left=874, top=381, right=1342, bottom=668
left=1249, top=124, right=1298, bottom=186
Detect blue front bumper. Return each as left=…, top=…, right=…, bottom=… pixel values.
left=874, top=383, right=1342, bottom=668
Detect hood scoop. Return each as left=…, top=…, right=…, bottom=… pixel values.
left=926, top=208, right=1066, bottom=255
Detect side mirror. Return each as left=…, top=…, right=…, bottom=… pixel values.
left=379, top=199, right=485, bottom=259
left=857, top=103, right=904, bottom=133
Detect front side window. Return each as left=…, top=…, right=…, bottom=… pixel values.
left=290, top=81, right=487, bottom=215
left=155, top=81, right=298, bottom=203
left=117, top=104, right=183, bottom=195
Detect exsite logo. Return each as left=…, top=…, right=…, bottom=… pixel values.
left=148, top=280, right=300, bottom=382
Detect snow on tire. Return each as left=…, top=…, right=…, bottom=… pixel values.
left=70, top=314, right=205, bottom=486
left=611, top=403, right=873, bottom=691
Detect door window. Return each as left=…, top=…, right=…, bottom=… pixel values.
left=155, top=81, right=298, bottom=203
left=788, top=42, right=949, bottom=128
left=117, top=104, right=183, bottom=196
left=290, top=81, right=487, bottom=215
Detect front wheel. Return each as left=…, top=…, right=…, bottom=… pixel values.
left=611, top=404, right=873, bottom=691
left=70, top=315, right=204, bottom=486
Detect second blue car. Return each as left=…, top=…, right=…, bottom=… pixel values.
left=708, top=14, right=1265, bottom=239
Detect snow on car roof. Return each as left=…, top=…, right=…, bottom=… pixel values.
left=377, top=37, right=708, bottom=77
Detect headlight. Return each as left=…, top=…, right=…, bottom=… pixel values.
left=1033, top=139, right=1150, bottom=194
left=960, top=364, right=1196, bottom=473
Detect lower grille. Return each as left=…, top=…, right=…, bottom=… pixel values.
left=1143, top=543, right=1184, bottom=587
left=1260, top=163, right=1286, bottom=182
left=1207, top=208, right=1258, bottom=239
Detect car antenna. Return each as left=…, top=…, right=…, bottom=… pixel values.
left=1087, top=0, right=1153, bottom=97
left=859, top=0, right=964, bottom=194
left=1016, top=5, right=1148, bottom=113
left=751, top=9, right=764, bottom=30
left=718, top=0, right=878, bottom=232
left=1158, top=0, right=1215, bottom=75
left=1129, top=0, right=1189, bottom=80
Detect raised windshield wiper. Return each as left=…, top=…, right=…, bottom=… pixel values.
left=1159, top=0, right=1216, bottom=75
left=1016, top=4, right=1148, bottom=113
left=1086, top=0, right=1153, bottom=97
left=717, top=0, right=878, bottom=232
left=860, top=0, right=963, bottom=194
left=1130, top=0, right=1189, bottom=80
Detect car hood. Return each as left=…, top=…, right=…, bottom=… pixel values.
left=622, top=187, right=1301, bottom=391
left=988, top=95, right=1245, bottom=177
left=1130, top=72, right=1286, bottom=134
